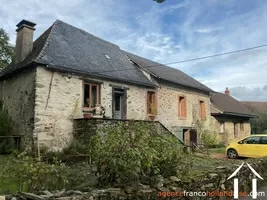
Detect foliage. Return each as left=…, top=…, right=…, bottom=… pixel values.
left=89, top=121, right=189, bottom=186
left=201, top=130, right=217, bottom=147
left=0, top=101, right=14, bottom=154
left=0, top=28, right=14, bottom=70
left=250, top=111, right=267, bottom=134
left=0, top=152, right=68, bottom=192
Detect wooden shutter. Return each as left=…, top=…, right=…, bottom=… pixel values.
left=178, top=96, right=186, bottom=118
left=146, top=92, right=150, bottom=114
left=182, top=97, right=187, bottom=117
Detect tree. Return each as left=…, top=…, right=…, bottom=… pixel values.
left=250, top=112, right=267, bottom=134
left=0, top=28, right=14, bottom=70
left=153, top=0, right=166, bottom=3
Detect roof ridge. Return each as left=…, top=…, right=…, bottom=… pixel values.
left=34, top=20, right=59, bottom=63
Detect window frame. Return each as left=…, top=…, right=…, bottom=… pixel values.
left=199, top=100, right=206, bottom=119
left=83, top=82, right=100, bottom=109
left=241, top=136, right=261, bottom=144
left=147, top=91, right=157, bottom=115
left=219, top=122, right=225, bottom=133
left=178, top=95, right=187, bottom=118
left=260, top=136, right=267, bottom=144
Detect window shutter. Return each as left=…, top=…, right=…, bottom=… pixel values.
left=183, top=97, right=187, bottom=117
left=146, top=92, right=150, bottom=114
left=202, top=102, right=206, bottom=118
left=153, top=93, right=157, bottom=114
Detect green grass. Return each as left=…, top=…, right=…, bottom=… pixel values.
left=208, top=147, right=226, bottom=154
left=182, top=154, right=243, bottom=180
left=0, top=155, right=18, bottom=194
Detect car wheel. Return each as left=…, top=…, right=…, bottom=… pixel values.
left=227, top=148, right=238, bottom=159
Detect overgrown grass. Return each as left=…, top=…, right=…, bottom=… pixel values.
left=208, top=147, right=226, bottom=154
left=0, top=155, right=17, bottom=194
left=182, top=154, right=243, bottom=179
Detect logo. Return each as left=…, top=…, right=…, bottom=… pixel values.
left=227, top=162, right=263, bottom=199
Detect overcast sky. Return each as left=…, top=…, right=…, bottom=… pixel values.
left=1, top=0, right=267, bottom=101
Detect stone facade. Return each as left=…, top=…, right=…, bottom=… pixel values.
left=155, top=84, right=210, bottom=143
left=0, top=68, right=36, bottom=149
left=34, top=67, right=151, bottom=150
left=0, top=65, right=213, bottom=151
left=211, top=116, right=251, bottom=144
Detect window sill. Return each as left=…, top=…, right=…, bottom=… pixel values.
left=178, top=116, right=187, bottom=120
left=83, top=107, right=95, bottom=112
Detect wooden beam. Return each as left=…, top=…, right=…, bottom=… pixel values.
left=109, top=84, right=129, bottom=90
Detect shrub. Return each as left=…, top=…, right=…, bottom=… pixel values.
left=0, top=152, right=68, bottom=192
left=201, top=130, right=217, bottom=147
left=89, top=121, right=189, bottom=186
left=0, top=101, right=14, bottom=154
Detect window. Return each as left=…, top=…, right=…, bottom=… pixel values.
left=178, top=96, right=187, bottom=118
left=260, top=137, right=267, bottom=144
left=240, top=122, right=244, bottom=131
left=242, top=136, right=260, bottom=144
left=199, top=101, right=206, bottom=119
left=219, top=122, right=225, bottom=133
left=147, top=91, right=156, bottom=115
left=234, top=123, right=238, bottom=138
left=83, top=83, right=100, bottom=108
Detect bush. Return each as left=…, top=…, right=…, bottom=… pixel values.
left=0, top=152, right=68, bottom=192
left=89, top=121, right=189, bottom=186
left=201, top=130, right=217, bottom=147
left=0, top=101, right=14, bottom=154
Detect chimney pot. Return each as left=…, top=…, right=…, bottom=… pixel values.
left=15, top=19, right=36, bottom=63
left=225, top=87, right=230, bottom=96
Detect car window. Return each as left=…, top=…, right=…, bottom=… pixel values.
left=260, top=137, right=267, bottom=144
left=243, top=136, right=261, bottom=144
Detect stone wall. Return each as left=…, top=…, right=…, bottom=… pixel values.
left=34, top=67, right=150, bottom=151
left=211, top=116, right=251, bottom=144
left=155, top=85, right=211, bottom=143
left=5, top=158, right=267, bottom=199
left=73, top=118, right=179, bottom=145
left=0, top=68, right=36, bottom=150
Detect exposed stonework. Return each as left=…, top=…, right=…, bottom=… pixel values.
left=72, top=119, right=178, bottom=145
left=34, top=67, right=150, bottom=151
left=5, top=158, right=267, bottom=199
left=0, top=68, right=36, bottom=150
left=155, top=85, right=210, bottom=143
left=211, top=116, right=250, bottom=144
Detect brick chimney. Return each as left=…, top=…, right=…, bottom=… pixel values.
left=225, top=87, right=230, bottom=96
left=15, top=19, right=36, bottom=63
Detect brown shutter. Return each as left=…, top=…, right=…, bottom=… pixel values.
left=183, top=96, right=187, bottom=117
left=153, top=92, right=157, bottom=115
left=146, top=92, right=150, bottom=114
left=202, top=102, right=206, bottom=118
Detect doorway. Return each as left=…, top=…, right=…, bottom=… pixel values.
left=112, top=88, right=126, bottom=119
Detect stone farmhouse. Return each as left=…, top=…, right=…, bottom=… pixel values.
left=0, top=19, right=254, bottom=151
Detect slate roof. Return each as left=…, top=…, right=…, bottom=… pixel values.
left=1, top=20, right=154, bottom=87
left=124, top=51, right=213, bottom=92
left=210, top=93, right=256, bottom=117
left=1, top=19, right=213, bottom=92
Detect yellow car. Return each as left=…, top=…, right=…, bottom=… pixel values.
left=226, top=134, right=267, bottom=159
